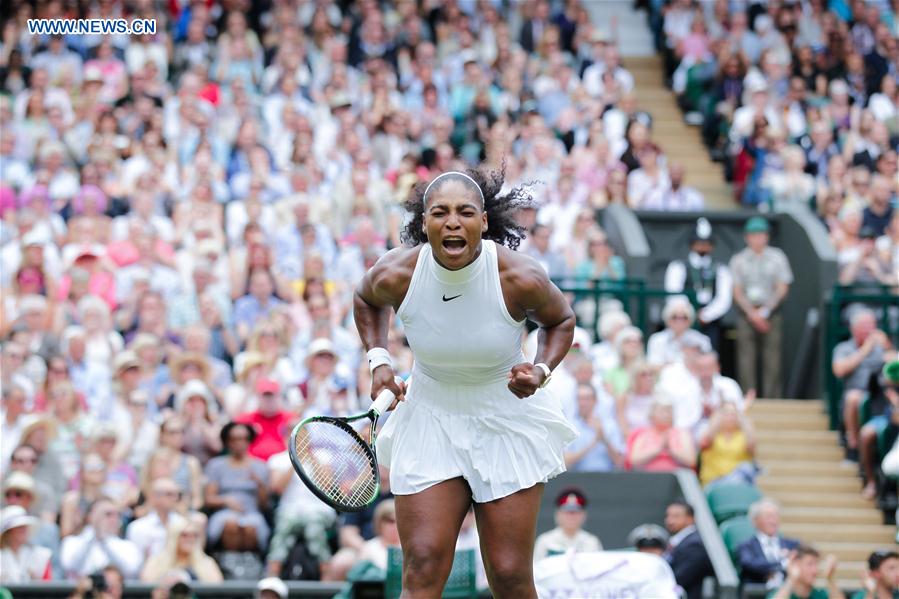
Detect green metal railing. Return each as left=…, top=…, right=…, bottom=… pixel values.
left=551, top=277, right=698, bottom=342
left=823, top=284, right=899, bottom=430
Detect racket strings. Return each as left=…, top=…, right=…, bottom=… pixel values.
left=294, top=420, right=379, bottom=508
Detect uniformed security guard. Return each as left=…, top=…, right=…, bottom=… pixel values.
left=664, top=217, right=733, bottom=350
left=533, top=488, right=602, bottom=561
left=729, top=217, right=793, bottom=398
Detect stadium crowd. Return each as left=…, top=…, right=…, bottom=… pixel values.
left=0, top=0, right=897, bottom=595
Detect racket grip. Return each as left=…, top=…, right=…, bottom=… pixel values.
left=370, top=377, right=403, bottom=416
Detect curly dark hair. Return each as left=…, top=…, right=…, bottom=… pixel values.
left=400, top=166, right=536, bottom=250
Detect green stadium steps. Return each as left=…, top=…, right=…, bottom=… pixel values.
left=749, top=399, right=892, bottom=580
left=622, top=55, right=732, bottom=210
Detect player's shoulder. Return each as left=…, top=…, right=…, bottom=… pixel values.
left=496, top=243, right=551, bottom=293
left=365, top=245, right=424, bottom=295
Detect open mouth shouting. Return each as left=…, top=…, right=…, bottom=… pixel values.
left=441, top=236, right=468, bottom=257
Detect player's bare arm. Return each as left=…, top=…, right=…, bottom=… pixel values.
left=498, top=246, right=575, bottom=398
left=353, top=246, right=421, bottom=401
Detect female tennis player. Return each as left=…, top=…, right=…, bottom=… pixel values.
left=353, top=168, right=578, bottom=597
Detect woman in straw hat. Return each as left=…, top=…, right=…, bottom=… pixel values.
left=0, top=505, right=52, bottom=583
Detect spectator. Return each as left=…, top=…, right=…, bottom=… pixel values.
left=6, top=445, right=59, bottom=522
left=1, top=471, right=59, bottom=573
left=564, top=383, right=624, bottom=472
left=617, top=360, right=657, bottom=437
left=203, top=422, right=269, bottom=552
left=236, top=378, right=294, bottom=461
left=140, top=519, right=223, bottom=583
left=832, top=308, right=894, bottom=462
left=854, top=550, right=899, bottom=599
left=663, top=501, right=714, bottom=599
left=664, top=218, right=733, bottom=350
left=627, top=396, right=697, bottom=472
left=604, top=326, right=645, bottom=398
left=0, top=505, right=52, bottom=583
left=60, top=497, right=142, bottom=580
left=736, top=498, right=800, bottom=588
left=534, top=488, right=602, bottom=561
left=646, top=296, right=711, bottom=367
left=642, top=162, right=705, bottom=211
left=265, top=447, right=336, bottom=577
left=354, top=499, right=401, bottom=571
left=730, top=217, right=793, bottom=398
left=256, top=577, right=289, bottom=599
left=524, top=223, right=567, bottom=278
left=1, top=381, right=34, bottom=466
left=699, top=400, right=757, bottom=486
left=573, top=229, right=626, bottom=284
left=860, top=362, right=899, bottom=500
left=59, top=453, right=108, bottom=539
left=863, top=175, right=895, bottom=239
left=126, top=478, right=186, bottom=564
left=174, top=379, right=222, bottom=466
left=628, top=523, right=669, bottom=556
left=769, top=545, right=842, bottom=599
left=141, top=414, right=203, bottom=512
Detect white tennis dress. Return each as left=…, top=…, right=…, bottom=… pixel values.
left=376, top=240, right=578, bottom=502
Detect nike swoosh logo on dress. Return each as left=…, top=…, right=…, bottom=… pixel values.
left=442, top=294, right=462, bottom=302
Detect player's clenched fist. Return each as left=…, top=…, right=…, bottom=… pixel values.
left=507, top=362, right=545, bottom=398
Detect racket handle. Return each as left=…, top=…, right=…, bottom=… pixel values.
left=370, top=377, right=403, bottom=416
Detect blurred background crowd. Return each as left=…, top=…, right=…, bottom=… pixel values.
left=0, top=0, right=897, bottom=596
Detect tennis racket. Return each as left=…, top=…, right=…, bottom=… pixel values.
left=288, top=380, right=400, bottom=512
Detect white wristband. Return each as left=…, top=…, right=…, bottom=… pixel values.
left=367, top=347, right=393, bottom=374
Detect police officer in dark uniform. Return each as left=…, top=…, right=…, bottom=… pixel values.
left=664, top=218, right=733, bottom=351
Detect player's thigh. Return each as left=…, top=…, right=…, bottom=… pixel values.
left=473, top=483, right=544, bottom=570
left=395, top=477, right=472, bottom=562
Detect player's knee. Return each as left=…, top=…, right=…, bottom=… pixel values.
left=485, top=555, right=532, bottom=593
left=403, top=543, right=452, bottom=588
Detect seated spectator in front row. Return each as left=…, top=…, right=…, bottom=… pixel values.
left=769, top=545, right=842, bottom=599
left=832, top=308, right=895, bottom=463
left=861, top=362, right=899, bottom=499
left=737, top=499, right=800, bottom=589
left=0, top=505, right=53, bottom=583
left=60, top=497, right=142, bottom=580
left=141, top=519, right=223, bottom=583
left=534, top=488, right=602, bottom=561
left=203, top=422, right=270, bottom=552
left=852, top=550, right=899, bottom=599
left=699, top=400, right=758, bottom=487
left=664, top=501, right=714, bottom=599
left=627, top=396, right=697, bottom=472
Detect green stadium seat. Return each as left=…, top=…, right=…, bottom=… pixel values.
left=705, top=483, right=763, bottom=524
left=718, top=515, right=755, bottom=565
left=384, top=546, right=477, bottom=599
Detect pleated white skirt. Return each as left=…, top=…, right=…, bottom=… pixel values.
left=376, top=369, right=578, bottom=503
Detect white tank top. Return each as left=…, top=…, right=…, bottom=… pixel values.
left=397, top=239, right=526, bottom=385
